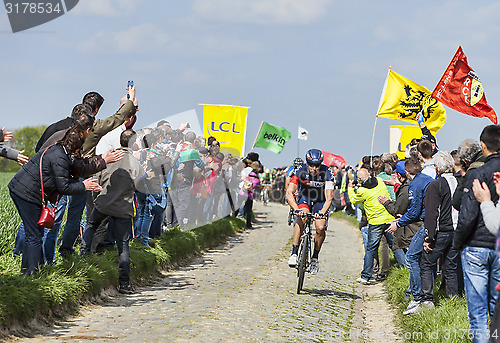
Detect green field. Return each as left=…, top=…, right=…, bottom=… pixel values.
left=0, top=173, right=19, bottom=258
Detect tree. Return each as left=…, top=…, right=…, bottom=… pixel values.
left=0, top=125, right=46, bottom=172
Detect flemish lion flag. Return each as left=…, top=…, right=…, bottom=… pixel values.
left=253, top=122, right=291, bottom=154
left=202, top=104, right=249, bottom=157
left=432, top=46, right=497, bottom=124
left=377, top=70, right=446, bottom=135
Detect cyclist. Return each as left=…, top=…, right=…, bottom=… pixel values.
left=286, top=149, right=334, bottom=274
left=286, top=157, right=305, bottom=224
left=285, top=157, right=305, bottom=191
left=261, top=168, right=273, bottom=204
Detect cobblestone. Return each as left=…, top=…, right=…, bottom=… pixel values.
left=15, top=202, right=397, bottom=342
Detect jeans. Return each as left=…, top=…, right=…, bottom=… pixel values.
left=361, top=223, right=394, bottom=280
left=406, top=225, right=425, bottom=302
left=134, top=191, right=153, bottom=245
left=10, top=191, right=45, bottom=275
left=461, top=246, right=500, bottom=343
left=59, top=191, right=88, bottom=255
left=243, top=196, right=253, bottom=228
left=13, top=196, right=68, bottom=263
left=420, top=231, right=460, bottom=302
left=81, top=208, right=132, bottom=287
left=360, top=225, right=379, bottom=276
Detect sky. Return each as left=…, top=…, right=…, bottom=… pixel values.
left=2, top=0, right=500, bottom=168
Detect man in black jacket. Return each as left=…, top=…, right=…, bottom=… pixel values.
left=420, top=151, right=461, bottom=310
left=453, top=125, right=500, bottom=342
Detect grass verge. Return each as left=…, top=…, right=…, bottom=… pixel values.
left=0, top=216, right=245, bottom=334
left=332, top=211, right=472, bottom=343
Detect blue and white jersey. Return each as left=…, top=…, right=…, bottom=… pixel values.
left=290, top=164, right=334, bottom=203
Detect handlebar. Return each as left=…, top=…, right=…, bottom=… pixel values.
left=294, top=211, right=329, bottom=219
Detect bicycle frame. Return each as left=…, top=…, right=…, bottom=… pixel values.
left=295, top=212, right=329, bottom=294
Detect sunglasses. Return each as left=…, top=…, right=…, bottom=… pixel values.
left=307, top=162, right=321, bottom=168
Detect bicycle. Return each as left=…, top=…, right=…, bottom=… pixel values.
left=295, top=211, right=329, bottom=294
left=262, top=185, right=270, bottom=206
left=287, top=208, right=294, bottom=226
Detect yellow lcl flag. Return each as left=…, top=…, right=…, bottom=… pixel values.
left=390, top=125, right=425, bottom=159
left=202, top=104, right=249, bottom=157
left=377, top=70, right=446, bottom=135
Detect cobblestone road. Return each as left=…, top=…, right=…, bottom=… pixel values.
left=16, top=202, right=398, bottom=342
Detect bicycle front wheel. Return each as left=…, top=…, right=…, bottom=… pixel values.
left=297, top=234, right=309, bottom=294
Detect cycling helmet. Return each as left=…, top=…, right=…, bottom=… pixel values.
left=265, top=168, right=270, bottom=174
left=305, top=149, right=323, bottom=164
left=293, top=157, right=304, bottom=168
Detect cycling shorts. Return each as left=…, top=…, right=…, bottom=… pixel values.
left=297, top=195, right=324, bottom=214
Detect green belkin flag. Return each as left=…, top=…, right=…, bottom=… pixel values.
left=252, top=122, right=291, bottom=154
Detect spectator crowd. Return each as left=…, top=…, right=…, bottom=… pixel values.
left=331, top=118, right=500, bottom=343
left=1, top=84, right=269, bottom=295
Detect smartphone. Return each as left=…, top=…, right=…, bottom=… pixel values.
left=127, top=80, right=134, bottom=99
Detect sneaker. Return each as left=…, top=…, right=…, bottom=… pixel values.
left=356, top=277, right=371, bottom=285
left=420, top=301, right=435, bottom=309
left=375, top=274, right=387, bottom=282
left=118, top=284, right=134, bottom=295
left=403, top=300, right=421, bottom=315
left=310, top=258, right=319, bottom=275
left=288, top=254, right=298, bottom=267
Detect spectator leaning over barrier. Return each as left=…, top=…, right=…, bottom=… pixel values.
left=452, top=138, right=485, bottom=211
left=453, top=125, right=500, bottom=343
left=0, top=127, right=29, bottom=165
left=13, top=104, right=125, bottom=263
left=420, top=151, right=462, bottom=312
left=80, top=130, right=141, bottom=294
left=8, top=114, right=101, bottom=275
left=347, top=168, right=401, bottom=285
left=386, top=157, right=434, bottom=315
left=170, top=134, right=205, bottom=229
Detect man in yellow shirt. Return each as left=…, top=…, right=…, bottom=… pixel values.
left=348, top=168, right=396, bottom=284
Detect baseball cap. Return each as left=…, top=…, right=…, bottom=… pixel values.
left=396, top=160, right=405, bottom=174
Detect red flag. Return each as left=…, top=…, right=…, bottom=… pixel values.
left=321, top=150, right=347, bottom=168
left=432, top=46, right=497, bottom=124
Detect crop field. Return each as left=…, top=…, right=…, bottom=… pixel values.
left=0, top=173, right=19, bottom=257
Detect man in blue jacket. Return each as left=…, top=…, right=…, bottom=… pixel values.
left=453, top=125, right=500, bottom=343
left=386, top=157, right=434, bottom=315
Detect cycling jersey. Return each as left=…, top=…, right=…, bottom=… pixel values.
left=290, top=164, right=334, bottom=204
left=262, top=173, right=273, bottom=184
left=286, top=164, right=304, bottom=178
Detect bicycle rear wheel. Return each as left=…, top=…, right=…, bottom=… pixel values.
left=297, top=234, right=309, bottom=294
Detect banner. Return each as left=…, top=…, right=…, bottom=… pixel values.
left=432, top=46, right=497, bottom=124
left=390, top=125, right=423, bottom=159
left=202, top=104, right=249, bottom=157
left=298, top=125, right=308, bottom=140
left=377, top=70, right=446, bottom=135
left=252, top=122, right=291, bottom=154
left=146, top=109, right=203, bottom=137
left=321, top=150, right=347, bottom=168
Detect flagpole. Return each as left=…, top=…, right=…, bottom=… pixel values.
left=252, top=121, right=264, bottom=150
left=297, top=123, right=300, bottom=157
left=370, top=116, right=378, bottom=168
left=371, top=67, right=391, bottom=168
